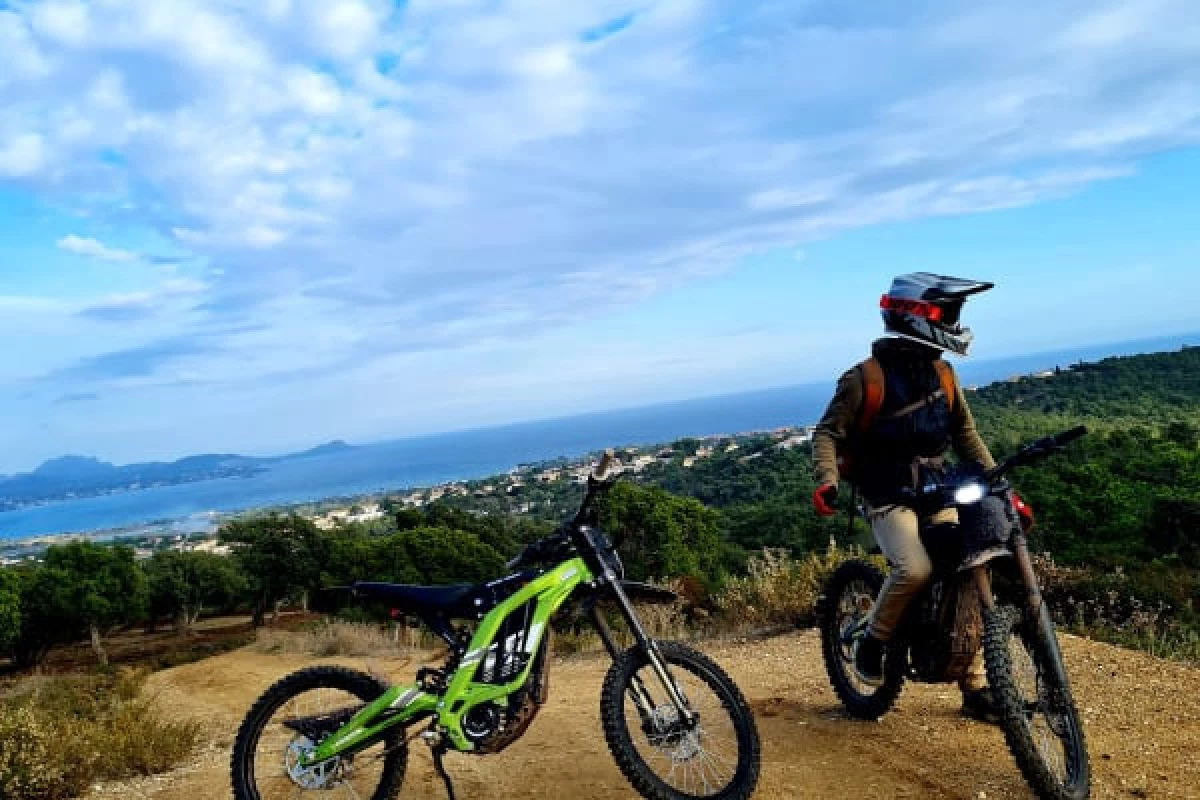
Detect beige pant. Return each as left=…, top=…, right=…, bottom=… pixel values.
left=866, top=504, right=987, bottom=692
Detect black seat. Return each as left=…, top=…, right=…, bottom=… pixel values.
left=351, top=581, right=476, bottom=615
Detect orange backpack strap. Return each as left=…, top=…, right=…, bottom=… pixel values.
left=856, top=357, right=886, bottom=433
left=933, top=359, right=957, bottom=414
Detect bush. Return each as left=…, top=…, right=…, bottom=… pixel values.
left=0, top=670, right=202, bottom=799
left=1035, top=554, right=1200, bottom=664
left=717, top=546, right=887, bottom=631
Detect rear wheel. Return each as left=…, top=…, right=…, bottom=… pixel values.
left=231, top=666, right=407, bottom=800
left=601, top=641, right=761, bottom=800
left=819, top=560, right=905, bottom=719
left=983, top=605, right=1090, bottom=800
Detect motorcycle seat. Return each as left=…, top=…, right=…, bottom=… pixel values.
left=351, top=581, right=477, bottom=615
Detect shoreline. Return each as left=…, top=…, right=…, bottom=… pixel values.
left=0, top=425, right=805, bottom=554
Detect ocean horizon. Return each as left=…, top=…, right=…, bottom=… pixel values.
left=2, top=332, right=1194, bottom=541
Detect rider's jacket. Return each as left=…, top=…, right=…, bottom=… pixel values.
left=812, top=337, right=996, bottom=506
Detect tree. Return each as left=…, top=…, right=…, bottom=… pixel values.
left=15, top=542, right=148, bottom=666
left=388, top=527, right=506, bottom=585
left=0, top=569, right=19, bottom=656
left=221, top=513, right=324, bottom=626
left=143, top=551, right=247, bottom=632
left=599, top=482, right=727, bottom=591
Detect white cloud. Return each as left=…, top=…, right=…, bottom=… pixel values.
left=0, top=133, right=46, bottom=177
left=1, top=0, right=1199, bottom=455
left=56, top=234, right=139, bottom=263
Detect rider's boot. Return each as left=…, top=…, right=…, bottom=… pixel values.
left=960, top=687, right=1002, bottom=724
left=854, top=633, right=886, bottom=684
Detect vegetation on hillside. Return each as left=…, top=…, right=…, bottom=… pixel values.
left=0, top=347, right=1196, bottom=675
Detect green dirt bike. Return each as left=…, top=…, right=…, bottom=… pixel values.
left=819, top=426, right=1091, bottom=800
left=231, top=451, right=761, bottom=800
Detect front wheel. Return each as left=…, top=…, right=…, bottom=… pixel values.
left=983, top=605, right=1090, bottom=800
left=818, top=560, right=905, bottom=719
left=231, top=666, right=407, bottom=800
left=601, top=641, right=761, bottom=800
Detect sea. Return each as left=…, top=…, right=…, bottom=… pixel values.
left=2, top=333, right=1194, bottom=541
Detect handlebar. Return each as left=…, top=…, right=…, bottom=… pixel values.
left=1052, top=425, right=1088, bottom=447
left=506, top=450, right=622, bottom=570
left=989, top=425, right=1088, bottom=481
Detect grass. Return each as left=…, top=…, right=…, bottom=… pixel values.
left=0, top=670, right=202, bottom=800
left=254, top=618, right=425, bottom=658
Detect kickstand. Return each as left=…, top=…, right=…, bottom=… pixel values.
left=432, top=744, right=456, bottom=800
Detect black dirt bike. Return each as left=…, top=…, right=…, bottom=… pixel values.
left=819, top=426, right=1091, bottom=800
left=231, top=451, right=761, bottom=800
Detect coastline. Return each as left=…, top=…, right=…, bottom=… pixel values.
left=0, top=424, right=805, bottom=558
left=3, top=332, right=1195, bottom=547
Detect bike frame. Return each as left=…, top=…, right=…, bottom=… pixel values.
left=303, top=557, right=593, bottom=763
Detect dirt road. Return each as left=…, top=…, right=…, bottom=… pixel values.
left=88, top=630, right=1199, bottom=800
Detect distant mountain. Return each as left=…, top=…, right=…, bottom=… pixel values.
left=32, top=455, right=116, bottom=479
left=0, top=441, right=357, bottom=511
left=289, top=440, right=354, bottom=459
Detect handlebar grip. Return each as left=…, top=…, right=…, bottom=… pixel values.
left=1052, top=425, right=1088, bottom=447
left=593, top=448, right=615, bottom=480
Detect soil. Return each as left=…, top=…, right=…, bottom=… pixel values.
left=86, top=629, right=1199, bottom=800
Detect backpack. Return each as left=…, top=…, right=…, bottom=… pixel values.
left=836, top=357, right=957, bottom=482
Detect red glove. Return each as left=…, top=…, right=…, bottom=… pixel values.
left=813, top=483, right=839, bottom=517
left=1011, top=491, right=1035, bottom=531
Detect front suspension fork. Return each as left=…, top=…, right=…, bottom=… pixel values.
left=974, top=536, right=1074, bottom=693
left=586, top=578, right=695, bottom=728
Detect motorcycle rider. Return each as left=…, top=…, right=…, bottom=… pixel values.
left=811, top=272, right=1018, bottom=721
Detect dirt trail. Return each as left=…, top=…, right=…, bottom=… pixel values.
left=88, top=630, right=1199, bottom=800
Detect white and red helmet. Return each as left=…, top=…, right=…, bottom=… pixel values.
left=880, top=272, right=994, bottom=356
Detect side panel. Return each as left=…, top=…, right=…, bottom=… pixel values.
left=438, top=557, right=592, bottom=750
left=306, top=684, right=438, bottom=763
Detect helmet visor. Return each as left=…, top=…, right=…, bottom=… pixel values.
left=880, top=294, right=944, bottom=322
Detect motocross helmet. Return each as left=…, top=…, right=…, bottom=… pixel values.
left=880, top=272, right=994, bottom=356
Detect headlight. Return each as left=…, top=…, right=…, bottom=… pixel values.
left=953, top=482, right=987, bottom=505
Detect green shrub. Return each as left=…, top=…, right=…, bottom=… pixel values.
left=716, top=546, right=887, bottom=631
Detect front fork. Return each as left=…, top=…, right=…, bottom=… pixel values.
left=973, top=534, right=1073, bottom=692
left=585, top=571, right=695, bottom=729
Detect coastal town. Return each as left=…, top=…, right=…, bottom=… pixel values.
left=0, top=425, right=817, bottom=565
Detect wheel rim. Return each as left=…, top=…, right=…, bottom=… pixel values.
left=1007, top=623, right=1086, bottom=791
left=832, top=578, right=885, bottom=695
left=250, top=686, right=391, bottom=799
left=621, top=661, right=742, bottom=797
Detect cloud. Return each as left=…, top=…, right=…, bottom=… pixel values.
left=1, top=0, right=1199, bottom=421
left=50, top=336, right=216, bottom=383
left=57, top=234, right=139, bottom=263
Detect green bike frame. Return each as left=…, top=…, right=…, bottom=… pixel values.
left=303, top=557, right=593, bottom=763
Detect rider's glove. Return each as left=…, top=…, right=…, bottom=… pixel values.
left=1011, top=491, right=1035, bottom=531
left=813, top=483, right=840, bottom=517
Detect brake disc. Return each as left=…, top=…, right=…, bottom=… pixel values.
left=284, top=736, right=342, bottom=790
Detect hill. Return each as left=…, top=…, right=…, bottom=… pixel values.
left=0, top=441, right=358, bottom=511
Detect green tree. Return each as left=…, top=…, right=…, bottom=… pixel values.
left=0, top=569, right=19, bottom=655
left=221, top=513, right=324, bottom=626
left=143, top=550, right=247, bottom=632
left=15, top=542, right=148, bottom=666
left=599, top=482, right=727, bottom=590
left=375, top=527, right=505, bottom=585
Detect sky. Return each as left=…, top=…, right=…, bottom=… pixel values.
left=1, top=0, right=1199, bottom=473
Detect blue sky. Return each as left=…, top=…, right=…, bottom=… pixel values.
left=1, top=0, right=1199, bottom=473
